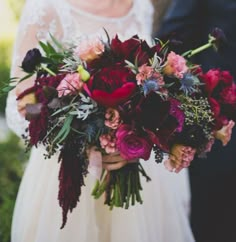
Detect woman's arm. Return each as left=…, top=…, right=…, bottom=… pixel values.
left=6, top=1, right=62, bottom=136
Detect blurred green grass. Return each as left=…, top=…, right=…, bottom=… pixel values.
left=0, top=133, right=28, bottom=242
left=0, top=37, right=13, bottom=113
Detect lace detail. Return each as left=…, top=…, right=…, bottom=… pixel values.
left=6, top=0, right=154, bottom=136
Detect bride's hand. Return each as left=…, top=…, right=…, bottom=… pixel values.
left=164, top=144, right=196, bottom=173
left=102, top=152, right=138, bottom=171
left=16, top=79, right=35, bottom=117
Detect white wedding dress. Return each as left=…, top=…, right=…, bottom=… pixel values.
left=6, top=0, right=195, bottom=241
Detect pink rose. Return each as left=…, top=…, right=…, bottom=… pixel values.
left=116, top=124, right=153, bottom=160
left=164, top=51, right=188, bottom=79
left=57, top=73, right=84, bottom=97
left=74, top=38, right=104, bottom=62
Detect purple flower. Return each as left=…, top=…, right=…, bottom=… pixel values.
left=210, top=27, right=227, bottom=51
left=21, top=48, right=42, bottom=73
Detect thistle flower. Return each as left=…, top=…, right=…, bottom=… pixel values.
left=180, top=73, right=201, bottom=95
left=143, top=79, right=159, bottom=96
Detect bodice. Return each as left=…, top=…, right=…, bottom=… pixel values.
left=6, top=0, right=154, bottom=136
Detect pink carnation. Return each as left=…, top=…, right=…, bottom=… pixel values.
left=74, top=38, right=105, bottom=62
left=136, top=64, right=154, bottom=85
left=99, top=133, right=117, bottom=154
left=57, top=73, right=84, bottom=97
left=164, top=51, right=188, bottom=79
left=116, top=124, right=152, bottom=160
left=104, top=108, right=121, bottom=129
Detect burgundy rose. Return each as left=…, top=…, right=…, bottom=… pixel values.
left=87, top=63, right=136, bottom=107
left=135, top=92, right=171, bottom=131
left=116, top=124, right=153, bottom=160
left=209, top=97, right=220, bottom=118
left=220, top=84, right=236, bottom=105
left=202, top=69, right=233, bottom=96
left=169, top=98, right=185, bottom=132
left=209, top=97, right=227, bottom=130
left=132, top=40, right=154, bottom=65
left=110, top=35, right=155, bottom=65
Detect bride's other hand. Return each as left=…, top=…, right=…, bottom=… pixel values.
left=164, top=144, right=196, bottom=173
left=102, top=152, right=138, bottom=171
left=16, top=79, right=35, bottom=117
left=17, top=93, right=36, bottom=117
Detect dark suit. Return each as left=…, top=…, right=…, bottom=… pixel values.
left=157, top=1, right=236, bottom=242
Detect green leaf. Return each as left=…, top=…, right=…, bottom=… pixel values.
left=49, top=33, right=65, bottom=51
left=52, top=115, right=73, bottom=144
left=2, top=85, right=15, bottom=93
left=39, top=41, right=50, bottom=55
left=46, top=41, right=57, bottom=54
left=18, top=73, right=34, bottom=83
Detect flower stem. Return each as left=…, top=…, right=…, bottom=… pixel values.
left=41, top=65, right=56, bottom=76
left=182, top=42, right=213, bottom=58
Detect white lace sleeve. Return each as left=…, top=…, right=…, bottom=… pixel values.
left=5, top=0, right=62, bottom=137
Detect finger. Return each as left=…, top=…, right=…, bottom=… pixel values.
left=103, top=155, right=124, bottom=163
left=174, top=165, right=184, bottom=173
left=228, top=120, right=235, bottom=129
left=17, top=101, right=26, bottom=117
left=171, top=145, right=184, bottom=159
left=182, top=160, right=191, bottom=168
left=103, top=160, right=127, bottom=171
left=169, top=155, right=182, bottom=167
left=164, top=159, right=175, bottom=172
left=127, top=158, right=139, bottom=163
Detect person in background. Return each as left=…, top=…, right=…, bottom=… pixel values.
left=157, top=0, right=236, bottom=241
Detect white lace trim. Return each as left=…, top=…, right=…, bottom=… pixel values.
left=6, top=0, right=154, bottom=137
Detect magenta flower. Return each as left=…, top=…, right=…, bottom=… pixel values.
left=116, top=124, right=153, bottom=160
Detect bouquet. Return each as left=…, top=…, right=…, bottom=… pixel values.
left=5, top=28, right=236, bottom=228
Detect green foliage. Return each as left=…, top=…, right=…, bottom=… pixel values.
left=0, top=37, right=14, bottom=114
left=0, top=133, right=28, bottom=242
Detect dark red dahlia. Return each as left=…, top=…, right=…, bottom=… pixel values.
left=87, top=63, right=136, bottom=107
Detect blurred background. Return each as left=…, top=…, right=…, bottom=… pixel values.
left=0, top=0, right=28, bottom=241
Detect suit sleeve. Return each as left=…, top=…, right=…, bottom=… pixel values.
left=156, top=0, right=200, bottom=52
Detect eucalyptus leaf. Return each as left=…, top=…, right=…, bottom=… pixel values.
left=49, top=33, right=65, bottom=51
left=53, top=115, right=73, bottom=144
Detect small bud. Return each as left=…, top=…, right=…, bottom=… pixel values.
left=77, top=65, right=90, bottom=82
